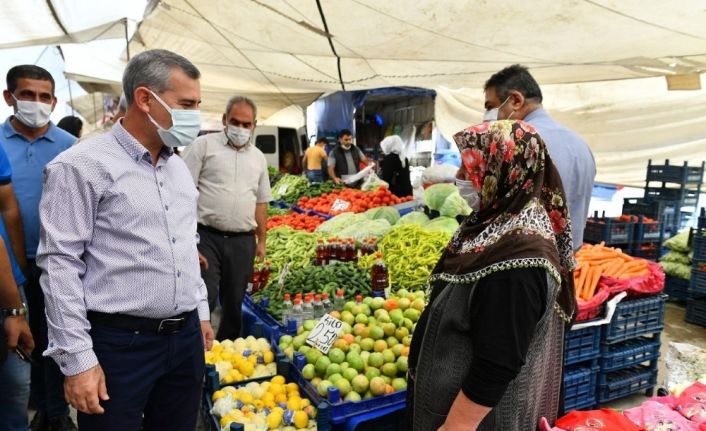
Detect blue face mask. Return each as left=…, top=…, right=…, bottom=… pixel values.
left=147, top=90, right=201, bottom=148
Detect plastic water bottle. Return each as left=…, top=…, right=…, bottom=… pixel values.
left=312, top=294, right=325, bottom=319
left=334, top=289, right=345, bottom=311
left=302, top=295, right=314, bottom=320
left=290, top=298, right=304, bottom=330
left=281, top=293, right=293, bottom=325
left=321, top=293, right=333, bottom=314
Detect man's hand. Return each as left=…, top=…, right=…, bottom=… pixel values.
left=333, top=177, right=342, bottom=185
left=65, top=365, right=109, bottom=415
left=255, top=242, right=266, bottom=262
left=201, top=321, right=214, bottom=350
left=198, top=253, right=209, bottom=270
left=4, top=315, right=34, bottom=353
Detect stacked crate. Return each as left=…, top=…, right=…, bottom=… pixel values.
left=583, top=212, right=664, bottom=261
left=596, top=295, right=666, bottom=405
left=686, top=208, right=706, bottom=327
left=624, top=159, right=704, bottom=238
left=563, top=325, right=602, bottom=411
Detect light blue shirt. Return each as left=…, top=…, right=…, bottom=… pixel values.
left=525, top=108, right=596, bottom=249
left=0, top=144, right=26, bottom=286
left=0, top=117, right=76, bottom=258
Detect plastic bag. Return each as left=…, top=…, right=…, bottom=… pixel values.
left=361, top=171, right=389, bottom=191
left=555, top=409, right=643, bottom=430
left=421, top=164, right=459, bottom=186
left=678, top=382, right=706, bottom=423
left=342, top=164, right=375, bottom=185
left=623, top=400, right=702, bottom=430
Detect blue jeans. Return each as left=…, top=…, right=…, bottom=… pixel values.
left=78, top=311, right=205, bottom=431
left=307, top=169, right=323, bottom=184
left=26, top=259, right=69, bottom=419
left=0, top=286, right=30, bottom=431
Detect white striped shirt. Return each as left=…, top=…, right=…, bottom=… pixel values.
left=37, top=121, right=209, bottom=376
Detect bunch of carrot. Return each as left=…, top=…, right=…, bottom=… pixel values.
left=574, top=242, right=650, bottom=301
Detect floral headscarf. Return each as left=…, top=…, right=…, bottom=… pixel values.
left=429, top=120, right=576, bottom=322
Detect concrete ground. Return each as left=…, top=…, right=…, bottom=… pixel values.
left=34, top=303, right=705, bottom=428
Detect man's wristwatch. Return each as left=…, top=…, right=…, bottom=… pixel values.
left=1, top=303, right=27, bottom=317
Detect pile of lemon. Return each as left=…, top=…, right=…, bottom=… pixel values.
left=206, top=337, right=277, bottom=384
left=211, top=376, right=317, bottom=430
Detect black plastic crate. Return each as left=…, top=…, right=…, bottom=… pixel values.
left=564, top=325, right=602, bottom=366
left=629, top=243, right=660, bottom=261
left=563, top=365, right=598, bottom=412
left=664, top=275, right=691, bottom=302
left=599, top=334, right=661, bottom=372
left=685, top=297, right=706, bottom=327
left=645, top=186, right=700, bottom=207
left=694, top=236, right=706, bottom=263
left=645, top=159, right=705, bottom=186
left=336, top=404, right=406, bottom=431
left=602, top=295, right=666, bottom=344
left=584, top=217, right=633, bottom=245
left=633, top=216, right=664, bottom=243
left=689, top=268, right=706, bottom=297
left=597, top=364, right=657, bottom=404
left=623, top=198, right=677, bottom=221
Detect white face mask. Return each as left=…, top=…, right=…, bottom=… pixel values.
left=341, top=143, right=352, bottom=150
left=12, top=94, right=52, bottom=128
left=147, top=90, right=201, bottom=148
left=226, top=125, right=252, bottom=147
left=456, top=178, right=480, bottom=212
left=483, top=96, right=512, bottom=123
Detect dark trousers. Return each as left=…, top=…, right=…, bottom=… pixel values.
left=197, top=226, right=256, bottom=341
left=78, top=311, right=204, bottom=431
left=26, top=259, right=69, bottom=419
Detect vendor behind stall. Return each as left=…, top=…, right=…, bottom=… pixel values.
left=327, top=129, right=370, bottom=187
left=379, top=135, right=412, bottom=198
left=302, top=137, right=328, bottom=183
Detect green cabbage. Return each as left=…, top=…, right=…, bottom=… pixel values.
left=397, top=211, right=430, bottom=226
left=338, top=219, right=392, bottom=242
left=660, top=261, right=691, bottom=280
left=315, top=212, right=366, bottom=235
left=660, top=251, right=691, bottom=266
left=424, top=183, right=458, bottom=211
left=363, top=207, right=400, bottom=225
left=664, top=229, right=691, bottom=253
left=439, top=192, right=472, bottom=218
left=424, top=217, right=460, bottom=235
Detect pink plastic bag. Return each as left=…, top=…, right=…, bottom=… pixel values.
left=678, top=383, right=706, bottom=423
left=624, top=401, right=702, bottom=430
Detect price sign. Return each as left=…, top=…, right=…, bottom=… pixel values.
left=305, top=314, right=343, bottom=354
left=331, top=199, right=350, bottom=212
left=278, top=184, right=289, bottom=195
left=278, top=263, right=290, bottom=287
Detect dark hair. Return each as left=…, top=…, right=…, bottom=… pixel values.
left=6, top=65, right=55, bottom=95
left=122, top=49, right=201, bottom=106
left=484, top=64, right=543, bottom=104
left=338, top=129, right=352, bottom=139
left=56, top=116, right=83, bottom=138
left=315, top=137, right=328, bottom=145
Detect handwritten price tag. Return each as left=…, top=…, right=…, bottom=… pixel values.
left=305, top=314, right=343, bottom=354
left=331, top=199, right=350, bottom=212
left=278, top=184, right=289, bottom=195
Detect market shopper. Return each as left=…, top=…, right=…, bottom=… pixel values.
left=56, top=115, right=83, bottom=138
left=36, top=49, right=213, bottom=431
left=0, top=142, right=35, bottom=431
left=327, top=128, right=371, bottom=187
left=484, top=64, right=595, bottom=249
left=407, top=120, right=576, bottom=430
left=379, top=135, right=412, bottom=198
left=182, top=95, right=272, bottom=341
left=302, top=137, right=328, bottom=183
left=1, top=64, right=78, bottom=431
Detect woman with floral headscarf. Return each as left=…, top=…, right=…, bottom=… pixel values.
left=406, top=120, right=576, bottom=431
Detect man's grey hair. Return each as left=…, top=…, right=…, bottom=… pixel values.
left=122, top=49, right=200, bottom=106
left=117, top=93, right=127, bottom=113
left=225, top=95, right=258, bottom=120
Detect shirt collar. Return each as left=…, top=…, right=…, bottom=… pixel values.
left=112, top=120, right=174, bottom=163
left=523, top=107, right=548, bottom=123
left=3, top=116, right=57, bottom=142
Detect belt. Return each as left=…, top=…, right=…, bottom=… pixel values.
left=87, top=310, right=194, bottom=335
left=197, top=223, right=255, bottom=238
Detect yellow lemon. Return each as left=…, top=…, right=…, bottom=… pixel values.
left=266, top=412, right=282, bottom=430
left=211, top=390, right=227, bottom=401
left=293, top=410, right=309, bottom=429
left=271, top=375, right=286, bottom=386
left=263, top=350, right=275, bottom=364
left=286, top=383, right=299, bottom=393
left=204, top=351, right=216, bottom=364
left=248, top=354, right=258, bottom=365
left=299, top=398, right=311, bottom=409
left=253, top=399, right=264, bottom=410
left=239, top=361, right=254, bottom=377
left=269, top=383, right=285, bottom=396
left=223, top=386, right=237, bottom=394
left=219, top=414, right=235, bottom=428
left=211, top=343, right=224, bottom=353
left=240, top=392, right=253, bottom=405
left=271, top=406, right=284, bottom=416
left=274, top=393, right=287, bottom=404
left=286, top=397, right=301, bottom=411
left=221, top=351, right=233, bottom=361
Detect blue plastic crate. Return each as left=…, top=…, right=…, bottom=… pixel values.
left=645, top=159, right=705, bottom=186
left=337, top=403, right=406, bottom=431
left=564, top=326, right=602, bottom=366
left=602, top=295, right=666, bottom=344
left=203, top=361, right=333, bottom=431
left=270, top=200, right=292, bottom=209
left=693, top=236, right=706, bottom=263
left=563, top=364, right=598, bottom=412
left=664, top=276, right=691, bottom=302
left=685, top=297, right=706, bottom=327
left=633, top=217, right=664, bottom=243
left=242, top=302, right=282, bottom=345
left=689, top=268, right=706, bottom=297
left=597, top=364, right=657, bottom=404
left=600, top=335, right=661, bottom=372
left=645, top=186, right=700, bottom=207
left=290, top=352, right=407, bottom=425
left=583, top=217, right=633, bottom=245
left=244, top=295, right=297, bottom=341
